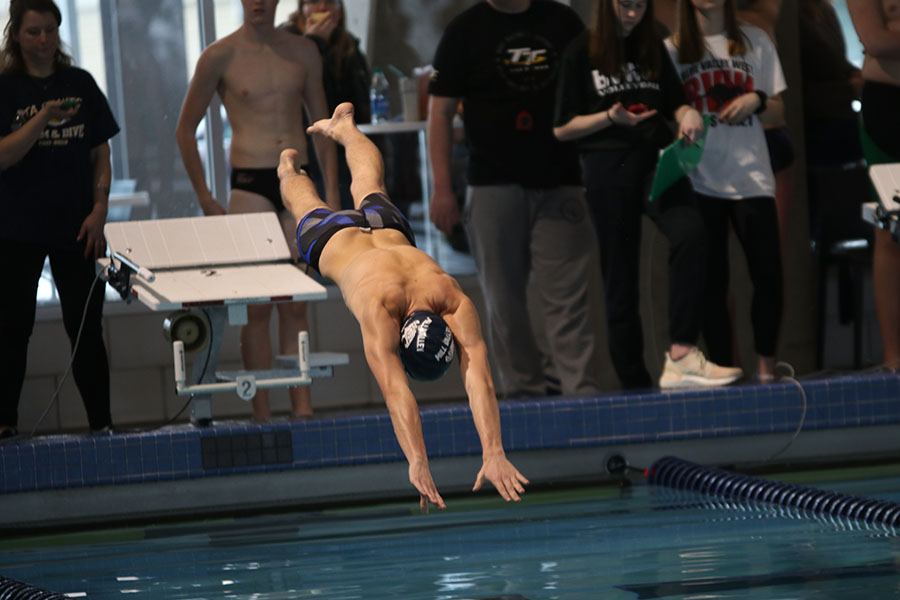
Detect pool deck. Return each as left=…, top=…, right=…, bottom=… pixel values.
left=2, top=371, right=900, bottom=532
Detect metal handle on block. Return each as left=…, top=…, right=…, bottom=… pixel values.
left=299, top=330, right=310, bottom=376
left=173, top=340, right=186, bottom=391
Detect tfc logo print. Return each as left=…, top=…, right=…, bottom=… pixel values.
left=505, top=47, right=547, bottom=66
left=495, top=32, right=557, bottom=92
left=683, top=68, right=754, bottom=112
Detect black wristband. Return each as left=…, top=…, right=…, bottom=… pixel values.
left=753, top=90, right=768, bottom=115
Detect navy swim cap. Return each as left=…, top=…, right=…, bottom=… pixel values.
left=398, top=310, right=456, bottom=381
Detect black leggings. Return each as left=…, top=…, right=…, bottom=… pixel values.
left=0, top=239, right=111, bottom=430
left=583, top=148, right=707, bottom=388
left=862, top=81, right=900, bottom=159
left=695, top=194, right=783, bottom=363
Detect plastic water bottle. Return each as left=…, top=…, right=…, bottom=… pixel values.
left=370, top=68, right=390, bottom=123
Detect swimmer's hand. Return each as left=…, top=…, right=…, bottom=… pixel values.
left=410, top=459, right=446, bottom=513
left=473, top=453, right=529, bottom=502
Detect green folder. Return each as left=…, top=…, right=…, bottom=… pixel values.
left=649, top=115, right=712, bottom=202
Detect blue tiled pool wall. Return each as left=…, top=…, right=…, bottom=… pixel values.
left=1, top=373, right=899, bottom=495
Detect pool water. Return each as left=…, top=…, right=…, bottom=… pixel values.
left=3, top=464, right=900, bottom=599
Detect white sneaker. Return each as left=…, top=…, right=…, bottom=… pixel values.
left=658, top=347, right=743, bottom=389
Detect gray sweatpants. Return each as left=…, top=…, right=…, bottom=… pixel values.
left=464, top=184, right=600, bottom=397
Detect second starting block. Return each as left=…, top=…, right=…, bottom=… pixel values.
left=863, top=163, right=900, bottom=240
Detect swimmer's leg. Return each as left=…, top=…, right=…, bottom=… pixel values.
left=278, top=150, right=329, bottom=226
left=307, top=102, right=387, bottom=208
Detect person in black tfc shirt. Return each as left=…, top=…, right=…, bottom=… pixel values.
left=428, top=0, right=601, bottom=399
left=553, top=0, right=741, bottom=389
left=0, top=0, right=120, bottom=438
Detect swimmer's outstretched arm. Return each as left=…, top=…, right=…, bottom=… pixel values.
left=445, top=296, right=529, bottom=502
left=360, top=304, right=446, bottom=513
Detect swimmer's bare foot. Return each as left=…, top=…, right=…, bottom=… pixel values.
left=307, top=102, right=356, bottom=142
left=278, top=148, right=306, bottom=181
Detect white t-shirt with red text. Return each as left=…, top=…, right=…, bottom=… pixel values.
left=665, top=25, right=787, bottom=199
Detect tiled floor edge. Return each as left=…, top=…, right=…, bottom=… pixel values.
left=2, top=373, right=898, bottom=494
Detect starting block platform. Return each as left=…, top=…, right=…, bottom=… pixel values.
left=98, top=213, right=348, bottom=425
left=863, top=163, right=900, bottom=239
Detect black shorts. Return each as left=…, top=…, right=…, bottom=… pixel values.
left=231, top=167, right=306, bottom=213
left=862, top=81, right=900, bottom=159
left=296, top=192, right=416, bottom=272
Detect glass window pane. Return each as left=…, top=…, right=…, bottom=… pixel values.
left=74, top=0, right=105, bottom=93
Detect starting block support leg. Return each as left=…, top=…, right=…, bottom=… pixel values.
left=189, top=306, right=227, bottom=427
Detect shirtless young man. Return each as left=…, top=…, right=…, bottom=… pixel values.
left=848, top=0, right=900, bottom=368
left=175, top=0, right=338, bottom=421
left=278, top=102, right=528, bottom=512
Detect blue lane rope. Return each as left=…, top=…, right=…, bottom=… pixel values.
left=0, top=576, right=67, bottom=600
left=646, top=456, right=900, bottom=528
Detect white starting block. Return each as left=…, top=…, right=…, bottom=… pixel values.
left=863, top=163, right=900, bottom=240
left=98, top=213, right=348, bottom=426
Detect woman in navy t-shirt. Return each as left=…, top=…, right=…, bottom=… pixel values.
left=554, top=0, right=742, bottom=389
left=0, top=0, right=120, bottom=438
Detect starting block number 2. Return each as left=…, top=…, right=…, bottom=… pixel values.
left=235, top=375, right=257, bottom=401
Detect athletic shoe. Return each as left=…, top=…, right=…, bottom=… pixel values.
left=658, top=347, right=743, bottom=389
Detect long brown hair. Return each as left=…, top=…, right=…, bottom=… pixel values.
left=289, top=0, right=356, bottom=81
left=1, top=0, right=73, bottom=75
left=590, top=0, right=662, bottom=79
left=674, top=0, right=749, bottom=63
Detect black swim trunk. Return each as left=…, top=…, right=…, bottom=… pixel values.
left=296, top=192, right=416, bottom=272
left=231, top=167, right=306, bottom=213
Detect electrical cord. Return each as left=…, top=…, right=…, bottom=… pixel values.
left=763, top=361, right=808, bottom=463
left=763, top=358, right=900, bottom=462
